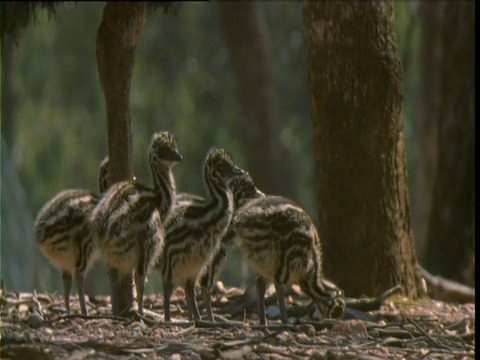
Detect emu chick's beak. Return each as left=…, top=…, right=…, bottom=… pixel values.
left=232, top=165, right=244, bottom=176
left=171, top=151, right=183, bottom=162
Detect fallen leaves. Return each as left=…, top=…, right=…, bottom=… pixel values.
left=0, top=286, right=475, bottom=359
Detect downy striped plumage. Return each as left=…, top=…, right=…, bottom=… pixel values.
left=92, top=131, right=182, bottom=316
left=35, top=156, right=110, bottom=315
left=158, top=148, right=244, bottom=321
left=198, top=171, right=265, bottom=321
left=233, top=195, right=346, bottom=325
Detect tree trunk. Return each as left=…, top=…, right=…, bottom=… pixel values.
left=96, top=2, right=147, bottom=314
left=412, top=1, right=445, bottom=263
left=96, top=2, right=146, bottom=184
left=1, top=37, right=16, bottom=147
left=218, top=2, right=292, bottom=197
left=424, top=1, right=475, bottom=285
left=303, top=1, right=424, bottom=298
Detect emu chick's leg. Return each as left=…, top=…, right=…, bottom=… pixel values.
left=275, top=281, right=288, bottom=324
left=255, top=276, right=267, bottom=325
left=117, top=272, right=135, bottom=316
left=75, top=272, right=88, bottom=315
left=108, top=267, right=119, bottom=316
left=163, top=277, right=173, bottom=321
left=185, top=278, right=201, bottom=321
left=201, top=285, right=215, bottom=322
left=62, top=271, right=73, bottom=315
left=135, top=273, right=145, bottom=315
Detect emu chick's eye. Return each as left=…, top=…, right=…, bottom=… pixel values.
left=331, top=303, right=345, bottom=319
left=217, top=162, right=232, bottom=174
left=330, top=296, right=346, bottom=319
left=316, top=296, right=345, bottom=319
left=246, top=185, right=256, bottom=197
left=158, top=147, right=171, bottom=159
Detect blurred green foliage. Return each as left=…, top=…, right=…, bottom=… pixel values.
left=4, top=2, right=419, bottom=294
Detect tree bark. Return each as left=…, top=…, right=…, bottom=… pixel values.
left=424, top=1, right=475, bottom=285
left=96, top=2, right=146, bottom=184
left=96, top=2, right=147, bottom=314
left=219, top=2, right=292, bottom=197
left=303, top=1, right=424, bottom=298
left=412, top=2, right=445, bottom=262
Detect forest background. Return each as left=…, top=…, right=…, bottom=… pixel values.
left=1, top=2, right=474, bottom=298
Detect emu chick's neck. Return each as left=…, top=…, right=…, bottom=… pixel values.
left=151, top=164, right=176, bottom=222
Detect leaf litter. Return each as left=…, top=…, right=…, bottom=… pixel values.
left=0, top=284, right=474, bottom=359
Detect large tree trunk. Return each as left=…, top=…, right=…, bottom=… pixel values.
left=96, top=2, right=147, bottom=315
left=218, top=2, right=292, bottom=197
left=96, top=2, right=146, bottom=184
left=303, top=1, right=424, bottom=298
left=411, top=2, right=445, bottom=261
left=424, top=1, right=475, bottom=286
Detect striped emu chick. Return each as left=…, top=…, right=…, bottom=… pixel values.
left=233, top=196, right=346, bottom=325
left=92, top=131, right=182, bottom=316
left=35, top=157, right=110, bottom=315
left=159, top=148, right=244, bottom=321
left=199, top=172, right=265, bottom=321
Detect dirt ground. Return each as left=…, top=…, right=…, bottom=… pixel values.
left=0, top=284, right=475, bottom=359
